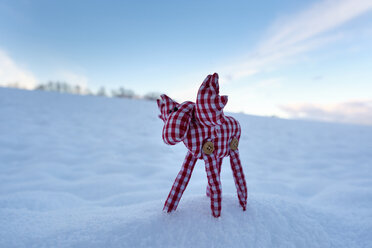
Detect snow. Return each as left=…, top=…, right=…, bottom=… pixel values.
left=1, top=87, right=372, bottom=247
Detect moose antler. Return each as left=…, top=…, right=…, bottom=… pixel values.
left=195, top=73, right=228, bottom=127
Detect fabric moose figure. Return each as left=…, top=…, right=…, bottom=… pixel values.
left=157, top=73, right=247, bottom=217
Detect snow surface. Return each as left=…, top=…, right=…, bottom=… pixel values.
left=1, top=87, right=372, bottom=248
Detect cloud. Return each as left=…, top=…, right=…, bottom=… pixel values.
left=222, top=0, right=372, bottom=81
left=0, top=48, right=89, bottom=92
left=280, top=100, right=372, bottom=125
left=0, top=49, right=38, bottom=89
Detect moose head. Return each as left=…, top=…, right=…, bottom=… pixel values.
left=157, top=95, right=195, bottom=145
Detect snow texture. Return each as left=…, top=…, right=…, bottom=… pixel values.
left=1, top=87, right=372, bottom=247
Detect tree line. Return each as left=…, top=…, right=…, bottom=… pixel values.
left=34, top=81, right=160, bottom=101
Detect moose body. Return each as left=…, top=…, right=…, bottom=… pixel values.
left=184, top=115, right=241, bottom=159
left=157, top=73, right=248, bottom=217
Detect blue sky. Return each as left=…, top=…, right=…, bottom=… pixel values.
left=0, top=0, right=371, bottom=124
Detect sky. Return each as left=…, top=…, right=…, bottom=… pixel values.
left=0, top=0, right=372, bottom=125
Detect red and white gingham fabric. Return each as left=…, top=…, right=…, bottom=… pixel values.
left=162, top=101, right=194, bottom=145
left=158, top=73, right=247, bottom=217
left=196, top=73, right=228, bottom=127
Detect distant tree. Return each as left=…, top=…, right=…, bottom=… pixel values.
left=84, top=88, right=93, bottom=95
left=74, top=85, right=81, bottom=95
left=60, top=82, right=68, bottom=93
left=47, top=81, right=54, bottom=91
left=112, top=87, right=135, bottom=98
left=97, top=87, right=107, bottom=97
left=35, top=84, right=46, bottom=90
left=35, top=81, right=87, bottom=95
left=144, top=92, right=161, bottom=101
left=33, top=81, right=161, bottom=102
left=56, top=82, right=62, bottom=92
left=111, top=89, right=118, bottom=97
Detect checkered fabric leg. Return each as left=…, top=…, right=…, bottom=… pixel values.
left=206, top=158, right=223, bottom=198
left=163, top=151, right=197, bottom=213
left=229, top=149, right=248, bottom=210
left=203, top=153, right=222, bottom=217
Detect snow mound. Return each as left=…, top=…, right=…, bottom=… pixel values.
left=1, top=194, right=360, bottom=248
left=1, top=88, right=372, bottom=247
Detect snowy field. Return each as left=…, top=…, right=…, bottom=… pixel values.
left=1, top=87, right=372, bottom=248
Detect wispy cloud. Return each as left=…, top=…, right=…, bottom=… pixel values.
left=0, top=49, right=38, bottom=89
left=222, top=0, right=372, bottom=81
left=280, top=100, right=372, bottom=125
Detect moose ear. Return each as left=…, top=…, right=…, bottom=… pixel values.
left=160, top=94, right=176, bottom=104
left=156, top=98, right=163, bottom=112
left=161, top=94, right=169, bottom=101
left=156, top=98, right=164, bottom=121
left=162, top=101, right=195, bottom=145
left=158, top=94, right=179, bottom=122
